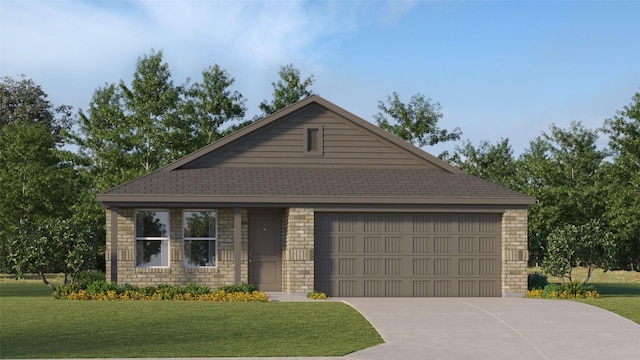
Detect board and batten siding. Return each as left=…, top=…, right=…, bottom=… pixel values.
left=181, top=104, right=438, bottom=169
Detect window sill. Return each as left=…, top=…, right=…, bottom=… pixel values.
left=135, top=267, right=171, bottom=273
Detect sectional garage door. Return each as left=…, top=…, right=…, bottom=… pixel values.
left=314, top=213, right=502, bottom=297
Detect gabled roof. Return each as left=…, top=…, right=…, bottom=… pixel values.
left=97, top=95, right=535, bottom=208
left=163, top=95, right=463, bottom=173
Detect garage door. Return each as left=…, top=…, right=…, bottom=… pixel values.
left=314, top=213, right=502, bottom=297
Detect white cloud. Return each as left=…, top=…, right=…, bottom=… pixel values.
left=0, top=0, right=416, bottom=115
left=378, top=0, right=417, bottom=26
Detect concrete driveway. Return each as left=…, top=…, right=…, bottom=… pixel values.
left=343, top=297, right=640, bottom=360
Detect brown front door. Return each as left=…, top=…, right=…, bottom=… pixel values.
left=248, top=210, right=282, bottom=291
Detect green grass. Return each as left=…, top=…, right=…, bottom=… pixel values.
left=529, top=267, right=640, bottom=325
left=575, top=282, right=640, bottom=325
left=0, top=282, right=383, bottom=359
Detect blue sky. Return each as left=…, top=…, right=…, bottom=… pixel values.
left=1, top=0, right=638, bottom=156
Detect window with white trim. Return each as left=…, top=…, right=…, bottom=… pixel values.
left=135, top=210, right=169, bottom=267
left=183, top=210, right=217, bottom=267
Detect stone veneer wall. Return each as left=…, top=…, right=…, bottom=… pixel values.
left=501, top=208, right=528, bottom=297
left=105, top=207, right=247, bottom=288
left=282, top=208, right=315, bottom=293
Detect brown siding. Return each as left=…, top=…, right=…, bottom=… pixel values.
left=182, top=105, right=437, bottom=169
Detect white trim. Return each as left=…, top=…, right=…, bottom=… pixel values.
left=134, top=209, right=170, bottom=268
left=182, top=210, right=218, bottom=268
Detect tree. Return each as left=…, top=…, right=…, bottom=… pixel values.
left=0, top=76, right=78, bottom=272
left=374, top=92, right=461, bottom=147
left=6, top=219, right=94, bottom=291
left=75, top=50, right=181, bottom=191
left=516, top=121, right=607, bottom=265
left=442, top=138, right=517, bottom=187
left=258, top=64, right=315, bottom=116
left=602, top=90, right=640, bottom=270
left=0, top=75, right=71, bottom=140
left=119, top=49, right=182, bottom=172
left=542, top=220, right=614, bottom=284
left=181, top=65, right=247, bottom=151
left=74, top=51, right=250, bottom=271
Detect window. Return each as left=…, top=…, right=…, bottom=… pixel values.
left=307, top=128, right=318, bottom=151
left=303, top=125, right=323, bottom=155
left=183, top=210, right=217, bottom=267
left=135, top=210, right=169, bottom=267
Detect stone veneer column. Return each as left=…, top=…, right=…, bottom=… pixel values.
left=501, top=208, right=528, bottom=297
left=282, top=208, right=315, bottom=294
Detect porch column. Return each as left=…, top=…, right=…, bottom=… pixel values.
left=110, top=206, right=118, bottom=283
left=234, top=208, right=242, bottom=283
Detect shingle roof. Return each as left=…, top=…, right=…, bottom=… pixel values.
left=97, top=95, right=535, bottom=207
left=98, top=167, right=534, bottom=206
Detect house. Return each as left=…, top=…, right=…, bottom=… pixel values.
left=97, top=95, right=535, bottom=297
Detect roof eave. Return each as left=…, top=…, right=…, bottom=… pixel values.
left=97, top=194, right=537, bottom=208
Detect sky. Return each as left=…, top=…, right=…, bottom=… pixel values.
left=1, top=0, right=638, bottom=156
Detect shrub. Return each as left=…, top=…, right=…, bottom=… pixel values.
left=74, top=270, right=106, bottom=289
left=155, top=284, right=183, bottom=300
left=527, top=272, right=548, bottom=290
left=54, top=284, right=79, bottom=299
left=307, top=291, right=328, bottom=300
left=217, top=282, right=258, bottom=293
left=559, top=282, right=600, bottom=299
left=526, top=282, right=601, bottom=299
left=86, top=280, right=118, bottom=296
left=542, top=283, right=562, bottom=298
left=184, top=283, right=210, bottom=296
left=55, top=280, right=270, bottom=302
left=138, top=286, right=157, bottom=297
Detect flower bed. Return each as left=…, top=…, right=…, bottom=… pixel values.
left=525, top=282, right=600, bottom=299
left=55, top=281, right=270, bottom=302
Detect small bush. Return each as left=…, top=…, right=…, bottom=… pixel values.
left=526, top=282, right=600, bottom=299
left=217, top=282, right=258, bottom=293
left=55, top=280, right=269, bottom=302
left=74, top=270, right=106, bottom=289
left=86, top=280, right=118, bottom=296
left=527, top=272, right=548, bottom=290
left=54, top=284, right=79, bottom=299
left=184, top=283, right=210, bottom=296
left=542, top=283, right=562, bottom=298
left=307, top=291, right=328, bottom=300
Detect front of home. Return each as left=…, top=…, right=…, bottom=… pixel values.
left=98, top=95, right=535, bottom=297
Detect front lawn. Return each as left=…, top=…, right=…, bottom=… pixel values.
left=528, top=267, right=640, bottom=325
left=0, top=281, right=383, bottom=359
left=575, top=282, right=640, bottom=325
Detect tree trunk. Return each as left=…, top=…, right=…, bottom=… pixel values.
left=583, top=265, right=593, bottom=286
left=39, top=271, right=56, bottom=292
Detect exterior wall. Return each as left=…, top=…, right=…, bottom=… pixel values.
left=501, top=208, right=529, bottom=297
left=282, top=208, right=315, bottom=293
left=182, top=105, right=435, bottom=170
left=106, top=207, right=248, bottom=288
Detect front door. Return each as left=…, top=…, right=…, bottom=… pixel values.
left=248, top=210, right=282, bottom=291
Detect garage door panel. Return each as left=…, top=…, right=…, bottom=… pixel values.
left=338, top=236, right=357, bottom=253
left=479, top=236, right=498, bottom=253
left=315, top=213, right=502, bottom=297
left=413, top=258, right=430, bottom=275
left=412, top=236, right=430, bottom=253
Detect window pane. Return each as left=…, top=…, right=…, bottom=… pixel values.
left=136, top=240, right=168, bottom=267
left=184, top=211, right=216, bottom=238
left=184, top=240, right=216, bottom=267
left=307, top=128, right=318, bottom=151
left=136, top=211, right=169, bottom=238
